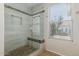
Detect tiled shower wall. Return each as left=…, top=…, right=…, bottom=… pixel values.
left=4, top=7, right=32, bottom=54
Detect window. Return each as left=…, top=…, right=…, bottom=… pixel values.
left=49, top=4, right=72, bottom=40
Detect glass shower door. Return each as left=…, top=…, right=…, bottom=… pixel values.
left=32, top=15, right=40, bottom=39
left=32, top=15, right=41, bottom=49
left=28, top=13, right=44, bottom=51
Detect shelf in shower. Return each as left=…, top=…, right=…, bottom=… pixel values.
left=27, top=37, right=45, bottom=43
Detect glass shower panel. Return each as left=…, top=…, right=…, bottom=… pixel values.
left=32, top=15, right=40, bottom=39
left=28, top=13, right=44, bottom=50
left=31, top=15, right=41, bottom=49
left=32, top=24, right=40, bottom=39
left=33, top=16, right=40, bottom=24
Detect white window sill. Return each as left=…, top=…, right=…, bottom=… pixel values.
left=49, top=35, right=72, bottom=41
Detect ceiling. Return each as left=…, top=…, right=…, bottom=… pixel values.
left=21, top=3, right=43, bottom=8
left=5, top=3, right=43, bottom=9
left=5, top=3, right=44, bottom=14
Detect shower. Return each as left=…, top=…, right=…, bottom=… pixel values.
left=4, top=3, right=44, bottom=56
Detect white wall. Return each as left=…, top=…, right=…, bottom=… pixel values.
left=4, top=6, right=32, bottom=54
left=44, top=3, right=79, bottom=56
left=0, top=3, right=4, bottom=56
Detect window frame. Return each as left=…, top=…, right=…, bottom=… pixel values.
left=48, top=3, right=73, bottom=41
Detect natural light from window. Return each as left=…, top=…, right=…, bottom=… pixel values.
left=49, top=4, right=72, bottom=40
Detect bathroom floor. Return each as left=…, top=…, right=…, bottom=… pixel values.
left=38, top=50, right=60, bottom=56
left=5, top=45, right=37, bottom=56
left=5, top=45, right=59, bottom=56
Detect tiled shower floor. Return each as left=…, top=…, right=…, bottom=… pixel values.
left=5, top=45, right=37, bottom=56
